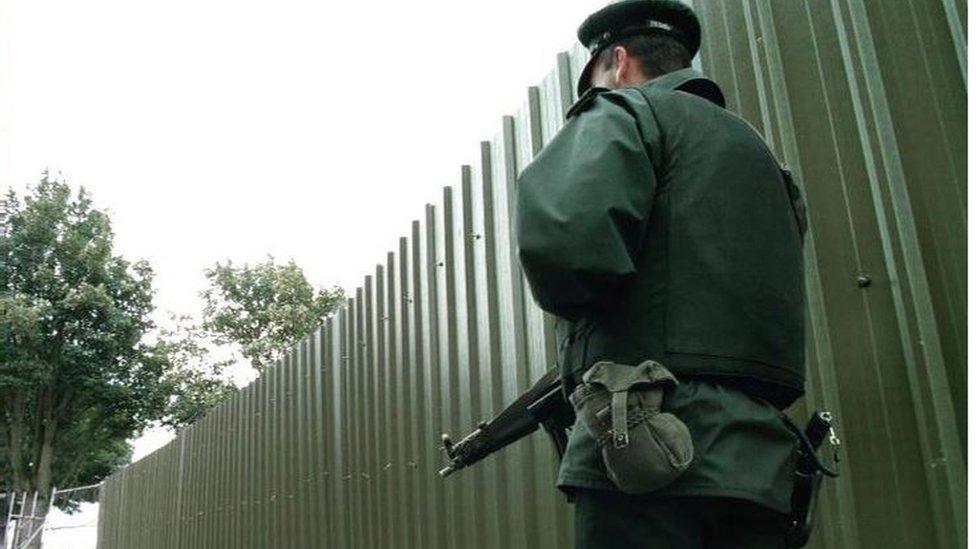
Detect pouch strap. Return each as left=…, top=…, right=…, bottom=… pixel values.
left=611, top=391, right=630, bottom=448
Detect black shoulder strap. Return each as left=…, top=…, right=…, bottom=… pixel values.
left=779, top=167, right=809, bottom=239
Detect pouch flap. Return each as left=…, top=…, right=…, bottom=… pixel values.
left=582, top=360, right=677, bottom=393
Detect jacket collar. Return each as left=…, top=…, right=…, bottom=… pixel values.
left=643, top=68, right=726, bottom=108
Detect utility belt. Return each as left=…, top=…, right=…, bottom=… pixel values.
left=567, top=362, right=841, bottom=548
left=438, top=362, right=842, bottom=548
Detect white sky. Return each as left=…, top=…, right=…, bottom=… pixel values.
left=1, top=0, right=605, bottom=313
left=1, top=0, right=606, bottom=545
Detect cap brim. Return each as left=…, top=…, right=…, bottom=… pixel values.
left=576, top=53, right=601, bottom=98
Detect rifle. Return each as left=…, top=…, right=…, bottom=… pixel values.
left=438, top=367, right=574, bottom=478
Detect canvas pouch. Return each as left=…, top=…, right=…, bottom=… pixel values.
left=569, top=360, right=693, bottom=494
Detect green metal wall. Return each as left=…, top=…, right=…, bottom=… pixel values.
left=691, top=1, right=966, bottom=547
left=97, top=1, right=966, bottom=547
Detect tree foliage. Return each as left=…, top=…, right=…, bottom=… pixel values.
left=0, top=176, right=231, bottom=507
left=152, top=313, right=236, bottom=429
left=0, top=175, right=341, bottom=525
left=201, top=257, right=344, bottom=371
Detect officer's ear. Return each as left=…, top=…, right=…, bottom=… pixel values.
left=611, top=46, right=631, bottom=87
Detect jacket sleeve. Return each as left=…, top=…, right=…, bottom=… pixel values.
left=515, top=92, right=659, bottom=321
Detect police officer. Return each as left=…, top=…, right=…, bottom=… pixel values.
left=515, top=1, right=809, bottom=547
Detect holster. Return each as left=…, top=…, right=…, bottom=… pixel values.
left=783, top=411, right=839, bottom=548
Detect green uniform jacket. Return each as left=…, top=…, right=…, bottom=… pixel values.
left=515, top=68, right=808, bottom=512
left=516, top=67, right=806, bottom=402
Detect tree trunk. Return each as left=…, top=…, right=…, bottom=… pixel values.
left=7, top=492, right=44, bottom=549
left=0, top=493, right=9, bottom=547
left=23, top=390, right=57, bottom=549
left=8, top=392, right=28, bottom=491
left=22, top=498, right=47, bottom=549
left=35, top=389, right=55, bottom=499
left=15, top=509, right=38, bottom=549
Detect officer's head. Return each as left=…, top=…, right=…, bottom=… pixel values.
left=588, top=33, right=691, bottom=90
left=577, top=0, right=701, bottom=96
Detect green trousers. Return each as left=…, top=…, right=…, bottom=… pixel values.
left=574, top=490, right=790, bottom=549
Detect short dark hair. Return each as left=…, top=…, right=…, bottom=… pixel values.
left=596, top=33, right=692, bottom=79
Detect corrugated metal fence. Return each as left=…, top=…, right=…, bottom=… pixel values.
left=97, top=1, right=966, bottom=547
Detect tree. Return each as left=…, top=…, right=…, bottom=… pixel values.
left=0, top=175, right=231, bottom=542
left=0, top=176, right=343, bottom=546
left=201, top=257, right=345, bottom=372
left=152, top=313, right=236, bottom=428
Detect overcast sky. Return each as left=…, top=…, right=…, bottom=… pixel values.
left=1, top=0, right=605, bottom=314
left=1, top=0, right=606, bottom=543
